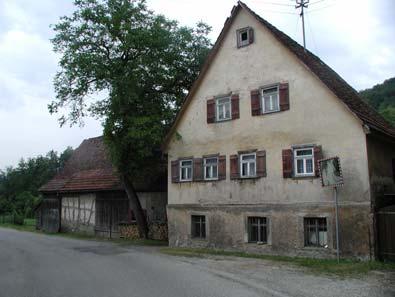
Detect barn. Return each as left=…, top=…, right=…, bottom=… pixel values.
left=37, top=136, right=167, bottom=239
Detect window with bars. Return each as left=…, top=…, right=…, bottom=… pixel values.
left=261, top=86, right=279, bottom=113
left=191, top=215, right=206, bottom=239
left=240, top=153, right=256, bottom=178
left=294, top=148, right=314, bottom=176
left=304, top=218, right=327, bottom=247
left=204, top=157, right=218, bottom=180
left=247, top=217, right=268, bottom=243
left=179, top=159, right=193, bottom=181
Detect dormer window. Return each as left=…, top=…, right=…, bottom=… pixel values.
left=237, top=27, right=254, bottom=48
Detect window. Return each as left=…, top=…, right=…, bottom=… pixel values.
left=240, top=153, right=256, bottom=178
left=294, top=148, right=314, bottom=176
left=237, top=27, right=253, bottom=47
left=191, top=215, right=206, bottom=239
left=179, top=159, right=192, bottom=181
left=216, top=96, right=231, bottom=121
left=248, top=217, right=268, bottom=243
left=261, top=86, right=279, bottom=113
left=304, top=218, right=327, bottom=247
left=204, top=157, right=218, bottom=180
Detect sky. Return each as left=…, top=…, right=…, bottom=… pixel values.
left=0, top=0, right=394, bottom=170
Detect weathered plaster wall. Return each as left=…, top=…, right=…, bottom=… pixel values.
left=165, top=9, right=373, bottom=257
left=61, top=194, right=96, bottom=234
left=168, top=205, right=372, bottom=259
left=366, top=134, right=395, bottom=197
left=138, top=192, right=167, bottom=222
left=166, top=9, right=370, bottom=207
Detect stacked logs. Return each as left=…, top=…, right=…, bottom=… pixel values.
left=119, top=222, right=168, bottom=240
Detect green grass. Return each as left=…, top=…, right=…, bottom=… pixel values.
left=0, top=222, right=37, bottom=232
left=0, top=221, right=168, bottom=247
left=160, top=247, right=395, bottom=277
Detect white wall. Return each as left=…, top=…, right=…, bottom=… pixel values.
left=166, top=9, right=370, bottom=206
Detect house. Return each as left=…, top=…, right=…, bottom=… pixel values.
left=38, top=136, right=167, bottom=239
left=162, top=1, right=395, bottom=259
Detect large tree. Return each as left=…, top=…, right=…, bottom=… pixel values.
left=50, top=0, right=211, bottom=238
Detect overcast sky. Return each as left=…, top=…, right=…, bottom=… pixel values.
left=0, top=0, right=394, bottom=170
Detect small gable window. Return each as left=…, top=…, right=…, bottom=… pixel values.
left=179, top=159, right=193, bottom=182
left=261, top=86, right=279, bottom=113
left=237, top=27, right=254, bottom=48
left=216, top=96, right=231, bottom=121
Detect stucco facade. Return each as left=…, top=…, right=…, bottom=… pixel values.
left=163, top=5, right=387, bottom=259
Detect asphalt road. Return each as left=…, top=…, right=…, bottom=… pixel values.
left=0, top=227, right=394, bottom=297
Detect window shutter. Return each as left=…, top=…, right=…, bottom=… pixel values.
left=193, top=158, right=203, bottom=181
left=230, top=154, right=239, bottom=179
left=171, top=160, right=179, bottom=183
left=314, top=145, right=323, bottom=177
left=250, top=89, right=261, bottom=116
left=282, top=149, right=293, bottom=178
left=279, top=83, right=290, bottom=111
left=248, top=28, right=254, bottom=44
left=231, top=94, right=240, bottom=119
left=207, top=98, right=215, bottom=123
left=256, top=150, right=267, bottom=177
left=218, top=155, right=226, bottom=180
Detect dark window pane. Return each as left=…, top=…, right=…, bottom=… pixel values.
left=304, top=218, right=327, bottom=247
left=191, top=215, right=206, bottom=239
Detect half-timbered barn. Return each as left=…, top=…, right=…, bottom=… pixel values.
left=38, top=136, right=167, bottom=239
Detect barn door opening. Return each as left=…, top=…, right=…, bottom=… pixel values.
left=377, top=204, right=395, bottom=261
left=95, top=193, right=128, bottom=238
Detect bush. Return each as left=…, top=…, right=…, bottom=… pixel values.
left=13, top=212, right=25, bottom=225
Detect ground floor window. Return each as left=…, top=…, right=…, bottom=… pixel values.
left=191, top=215, right=206, bottom=239
left=247, top=217, right=268, bottom=243
left=304, top=217, right=327, bottom=247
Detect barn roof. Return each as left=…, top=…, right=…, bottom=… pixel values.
left=162, top=1, right=395, bottom=149
left=39, top=136, right=166, bottom=194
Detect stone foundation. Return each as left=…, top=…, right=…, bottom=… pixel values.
left=167, top=203, right=373, bottom=259
left=120, top=222, right=168, bottom=241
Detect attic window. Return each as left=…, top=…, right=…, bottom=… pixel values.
left=237, top=27, right=254, bottom=48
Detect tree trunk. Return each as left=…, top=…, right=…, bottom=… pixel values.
left=120, top=174, right=149, bottom=239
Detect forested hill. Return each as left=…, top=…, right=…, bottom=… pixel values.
left=360, top=77, right=395, bottom=125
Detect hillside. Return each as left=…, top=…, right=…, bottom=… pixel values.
left=359, top=77, right=395, bottom=126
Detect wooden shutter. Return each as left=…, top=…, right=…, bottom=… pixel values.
left=251, top=89, right=261, bottom=116
left=207, top=98, right=215, bottom=123
left=230, top=154, right=239, bottom=179
left=231, top=94, right=240, bottom=119
left=248, top=27, right=254, bottom=44
left=282, top=149, right=293, bottom=178
left=256, top=150, right=267, bottom=177
left=279, top=83, right=290, bottom=111
left=314, top=145, right=323, bottom=177
left=193, top=158, right=203, bottom=181
left=171, top=160, right=179, bottom=183
left=218, top=155, right=226, bottom=180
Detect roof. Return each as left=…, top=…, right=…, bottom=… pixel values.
left=162, top=1, right=395, bottom=149
left=40, top=136, right=166, bottom=194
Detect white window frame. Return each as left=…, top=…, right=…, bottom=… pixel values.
left=204, top=157, right=218, bottom=181
left=179, top=159, right=193, bottom=182
left=261, top=85, right=280, bottom=114
left=293, top=148, right=314, bottom=177
left=215, top=96, right=232, bottom=122
left=237, top=27, right=251, bottom=47
left=240, top=153, right=257, bottom=178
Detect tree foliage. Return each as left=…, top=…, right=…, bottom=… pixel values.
left=0, top=147, right=73, bottom=217
left=50, top=0, right=212, bottom=237
left=360, top=77, right=395, bottom=126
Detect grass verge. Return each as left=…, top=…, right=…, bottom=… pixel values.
left=0, top=222, right=167, bottom=247
left=160, top=247, right=395, bottom=277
